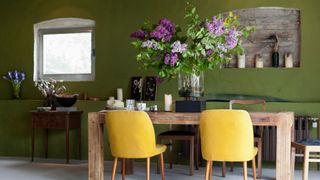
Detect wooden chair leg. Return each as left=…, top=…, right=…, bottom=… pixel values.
left=190, top=137, right=194, bottom=176
left=230, top=162, right=234, bottom=172
left=243, top=161, right=247, bottom=180
left=146, top=157, right=150, bottom=180
left=252, top=157, right=257, bottom=180
left=160, top=153, right=165, bottom=180
left=122, top=158, right=126, bottom=180
left=303, top=149, right=309, bottom=180
left=209, top=161, right=213, bottom=180
left=111, top=157, right=118, bottom=180
left=205, top=161, right=211, bottom=180
left=195, top=141, right=199, bottom=170
left=222, top=161, right=226, bottom=177
left=257, top=139, right=262, bottom=179
left=157, top=138, right=161, bottom=174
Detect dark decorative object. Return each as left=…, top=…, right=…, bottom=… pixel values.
left=55, top=94, right=78, bottom=107
left=175, top=100, right=206, bottom=112
left=143, top=76, right=156, bottom=101
left=130, top=76, right=143, bottom=100
left=272, top=34, right=280, bottom=67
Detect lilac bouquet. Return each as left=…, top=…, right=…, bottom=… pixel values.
left=130, top=3, right=254, bottom=78
left=131, top=18, right=188, bottom=79
left=3, top=70, right=26, bottom=98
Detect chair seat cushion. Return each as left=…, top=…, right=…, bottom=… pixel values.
left=298, top=139, right=320, bottom=146
left=159, top=130, right=196, bottom=136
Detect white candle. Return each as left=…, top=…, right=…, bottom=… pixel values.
left=237, top=54, right=246, bottom=68
left=255, top=55, right=263, bottom=68
left=164, top=94, right=172, bottom=112
left=117, top=88, right=123, bottom=101
left=285, top=53, right=293, bottom=68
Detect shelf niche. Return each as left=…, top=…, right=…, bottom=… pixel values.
left=224, top=7, right=301, bottom=68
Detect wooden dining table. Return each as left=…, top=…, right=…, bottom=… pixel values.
left=88, top=111, right=295, bottom=180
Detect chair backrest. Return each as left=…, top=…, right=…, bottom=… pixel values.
left=200, top=110, right=255, bottom=162
left=229, top=99, right=266, bottom=112
left=105, top=110, right=157, bottom=158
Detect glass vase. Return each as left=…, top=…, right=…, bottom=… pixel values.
left=12, top=83, right=21, bottom=99
left=178, top=71, right=204, bottom=100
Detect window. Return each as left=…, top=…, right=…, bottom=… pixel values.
left=34, top=18, right=95, bottom=81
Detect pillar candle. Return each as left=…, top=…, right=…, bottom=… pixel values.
left=237, top=54, right=246, bottom=68
left=117, top=88, right=123, bottom=101
left=285, top=53, right=293, bottom=68
left=164, top=94, right=172, bottom=112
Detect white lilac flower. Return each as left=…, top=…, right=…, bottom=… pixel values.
left=171, top=41, right=187, bottom=53
left=217, top=43, right=227, bottom=53
left=141, top=40, right=159, bottom=50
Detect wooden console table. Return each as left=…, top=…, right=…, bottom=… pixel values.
left=88, top=111, right=295, bottom=180
left=31, top=110, right=83, bottom=163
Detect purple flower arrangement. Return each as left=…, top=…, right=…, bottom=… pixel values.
left=131, top=4, right=254, bottom=79
left=3, top=70, right=26, bottom=98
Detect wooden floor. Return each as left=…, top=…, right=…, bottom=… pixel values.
left=0, top=157, right=319, bottom=180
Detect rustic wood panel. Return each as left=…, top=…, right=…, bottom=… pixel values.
left=225, top=7, right=301, bottom=68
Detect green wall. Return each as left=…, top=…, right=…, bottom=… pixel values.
left=1, top=0, right=320, bottom=161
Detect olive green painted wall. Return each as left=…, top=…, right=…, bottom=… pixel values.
left=1, top=0, right=320, bottom=160
left=0, top=0, right=320, bottom=101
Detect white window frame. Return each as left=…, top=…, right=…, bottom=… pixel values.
left=34, top=18, right=95, bottom=81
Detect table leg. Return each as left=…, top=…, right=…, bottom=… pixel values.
left=31, top=127, right=35, bottom=162
left=88, top=113, right=104, bottom=180
left=66, top=127, right=69, bottom=163
left=276, top=113, right=293, bottom=180
left=45, top=128, right=48, bottom=159
left=78, top=127, right=81, bottom=160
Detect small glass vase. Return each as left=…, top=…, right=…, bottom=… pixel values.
left=178, top=71, right=204, bottom=100
left=12, top=83, right=21, bottom=99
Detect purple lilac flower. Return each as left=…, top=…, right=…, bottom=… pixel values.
left=141, top=40, right=159, bottom=50
left=150, top=19, right=176, bottom=42
left=130, top=29, right=146, bottom=40
left=164, top=53, right=179, bottom=66
left=206, top=49, right=213, bottom=56
left=159, top=19, right=176, bottom=34
left=164, top=54, right=171, bottom=65
left=206, top=16, right=224, bottom=36
left=225, top=28, right=240, bottom=49
left=171, top=41, right=187, bottom=53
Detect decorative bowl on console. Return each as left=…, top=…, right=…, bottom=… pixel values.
left=55, top=94, right=78, bottom=107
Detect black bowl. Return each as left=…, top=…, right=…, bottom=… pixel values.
left=55, top=95, right=78, bottom=107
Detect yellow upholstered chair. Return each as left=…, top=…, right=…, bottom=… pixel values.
left=105, top=111, right=167, bottom=180
left=200, top=110, right=257, bottom=180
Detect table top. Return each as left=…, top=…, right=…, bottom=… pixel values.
left=97, top=111, right=294, bottom=126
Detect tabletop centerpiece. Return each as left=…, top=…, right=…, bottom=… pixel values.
left=130, top=3, right=254, bottom=99
left=3, top=70, right=26, bottom=99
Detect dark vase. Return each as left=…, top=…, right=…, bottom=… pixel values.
left=44, top=95, right=57, bottom=110
left=272, top=51, right=279, bottom=67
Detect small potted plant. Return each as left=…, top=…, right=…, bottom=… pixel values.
left=35, top=79, right=66, bottom=110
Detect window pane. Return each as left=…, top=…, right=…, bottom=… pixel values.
left=43, top=32, right=92, bottom=74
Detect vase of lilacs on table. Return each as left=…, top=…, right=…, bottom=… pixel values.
left=3, top=70, right=26, bottom=99
left=130, top=3, right=254, bottom=99
left=35, top=79, right=66, bottom=110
